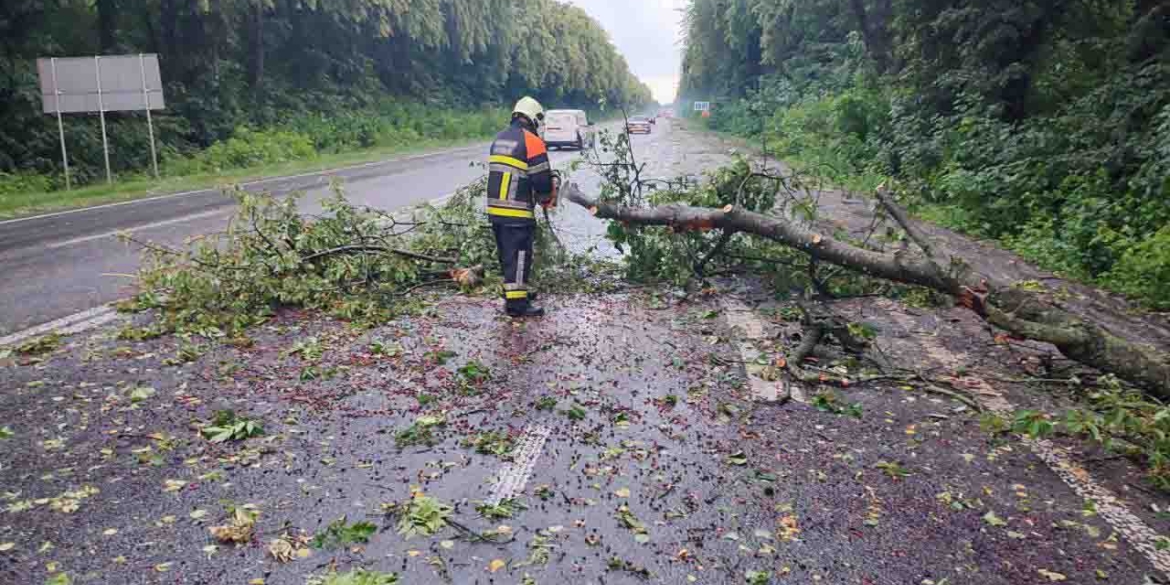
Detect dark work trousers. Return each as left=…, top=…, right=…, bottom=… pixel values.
left=492, top=223, right=536, bottom=312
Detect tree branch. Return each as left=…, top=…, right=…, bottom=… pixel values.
left=566, top=183, right=956, bottom=292
left=565, top=183, right=1170, bottom=397
left=874, top=185, right=935, bottom=258
left=299, top=245, right=457, bottom=265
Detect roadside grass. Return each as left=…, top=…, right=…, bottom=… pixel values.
left=0, top=136, right=485, bottom=219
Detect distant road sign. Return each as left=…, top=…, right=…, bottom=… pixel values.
left=693, top=101, right=710, bottom=112
left=37, top=54, right=164, bottom=114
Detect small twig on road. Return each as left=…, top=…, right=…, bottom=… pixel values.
left=454, top=407, right=492, bottom=417
left=977, top=375, right=1081, bottom=386
left=364, top=483, right=397, bottom=493
left=912, top=373, right=984, bottom=412
left=1086, top=453, right=1127, bottom=463
left=656, top=483, right=677, bottom=500
left=447, top=518, right=513, bottom=545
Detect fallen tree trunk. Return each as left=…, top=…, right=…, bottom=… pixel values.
left=565, top=184, right=1170, bottom=398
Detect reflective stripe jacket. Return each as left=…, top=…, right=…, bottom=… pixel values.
left=486, top=120, right=554, bottom=224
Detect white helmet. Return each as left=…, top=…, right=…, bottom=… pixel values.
left=512, top=96, right=545, bottom=130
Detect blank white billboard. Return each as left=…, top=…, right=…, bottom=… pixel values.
left=37, top=54, right=165, bottom=114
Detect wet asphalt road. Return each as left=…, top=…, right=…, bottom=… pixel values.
left=0, top=129, right=633, bottom=337
left=2, top=290, right=1163, bottom=584
left=3, top=120, right=1166, bottom=584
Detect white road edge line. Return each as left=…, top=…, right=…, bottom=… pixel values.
left=990, top=407, right=1170, bottom=576
left=727, top=300, right=1170, bottom=577
left=487, top=424, right=551, bottom=505
left=0, top=305, right=119, bottom=348
left=0, top=143, right=486, bottom=227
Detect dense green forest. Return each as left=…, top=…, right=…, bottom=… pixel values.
left=679, top=0, right=1170, bottom=308
left=1, top=0, right=652, bottom=189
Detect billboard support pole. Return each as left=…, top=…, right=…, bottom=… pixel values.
left=94, top=56, right=112, bottom=184
left=139, top=54, right=159, bottom=179
left=50, top=58, right=71, bottom=191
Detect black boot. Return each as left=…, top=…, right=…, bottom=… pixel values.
left=506, top=304, right=545, bottom=317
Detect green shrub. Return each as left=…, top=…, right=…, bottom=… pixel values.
left=0, top=171, right=54, bottom=197
left=698, top=82, right=890, bottom=190
left=284, top=113, right=381, bottom=153
left=701, top=75, right=1170, bottom=309
left=281, top=104, right=503, bottom=153
left=1103, top=226, right=1170, bottom=310
left=1002, top=215, right=1092, bottom=281
left=5, top=101, right=508, bottom=195
left=168, top=126, right=316, bottom=175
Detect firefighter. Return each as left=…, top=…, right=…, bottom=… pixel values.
left=486, top=96, right=558, bottom=317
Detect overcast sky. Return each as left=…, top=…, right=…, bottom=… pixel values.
left=565, top=0, right=687, bottom=104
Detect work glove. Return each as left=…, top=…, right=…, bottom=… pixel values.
left=542, top=176, right=560, bottom=210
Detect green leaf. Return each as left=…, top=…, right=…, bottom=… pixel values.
left=312, top=517, right=378, bottom=549
left=745, top=570, right=771, bottom=585
left=983, top=511, right=1007, bottom=527
left=726, top=452, right=749, bottom=466
left=128, top=387, right=156, bottom=403
left=318, top=569, right=400, bottom=585
left=393, top=494, right=453, bottom=539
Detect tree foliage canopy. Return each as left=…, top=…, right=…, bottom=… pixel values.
left=0, top=0, right=652, bottom=180
left=678, top=0, right=1170, bottom=308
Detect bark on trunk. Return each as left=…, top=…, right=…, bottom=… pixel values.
left=848, top=0, right=891, bottom=74
left=247, top=1, right=265, bottom=89
left=97, top=0, right=118, bottom=53
left=209, top=0, right=223, bottom=80
left=160, top=0, right=179, bottom=70
left=565, top=184, right=1170, bottom=397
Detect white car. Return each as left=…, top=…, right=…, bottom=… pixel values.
left=626, top=116, right=652, bottom=135
left=542, top=109, right=595, bottom=150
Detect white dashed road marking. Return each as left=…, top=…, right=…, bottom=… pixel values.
left=48, top=208, right=233, bottom=249
left=721, top=298, right=799, bottom=403
left=487, top=424, right=551, bottom=505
